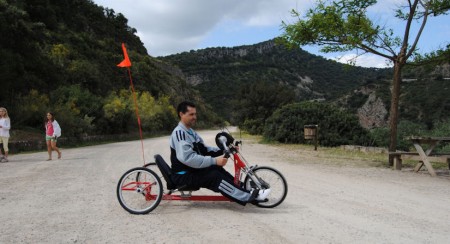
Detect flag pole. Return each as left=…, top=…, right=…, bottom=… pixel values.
left=127, top=67, right=146, bottom=164
left=117, top=43, right=146, bottom=165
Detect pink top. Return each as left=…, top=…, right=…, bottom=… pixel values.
left=46, top=121, right=54, bottom=136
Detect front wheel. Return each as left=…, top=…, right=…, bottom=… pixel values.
left=117, top=167, right=163, bottom=214
left=244, top=166, right=288, bottom=208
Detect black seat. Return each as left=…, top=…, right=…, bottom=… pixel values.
left=154, top=154, right=200, bottom=191
left=154, top=154, right=176, bottom=190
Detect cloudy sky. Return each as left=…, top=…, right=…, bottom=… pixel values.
left=93, top=0, right=449, bottom=68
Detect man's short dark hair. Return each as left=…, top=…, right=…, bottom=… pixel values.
left=177, top=101, right=196, bottom=118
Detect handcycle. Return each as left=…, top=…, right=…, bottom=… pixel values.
left=116, top=131, right=288, bottom=214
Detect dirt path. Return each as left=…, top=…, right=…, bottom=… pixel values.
left=1, top=130, right=450, bottom=243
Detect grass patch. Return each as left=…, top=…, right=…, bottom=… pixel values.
left=398, top=158, right=450, bottom=170
left=271, top=143, right=388, bottom=168
left=266, top=140, right=449, bottom=170
left=227, top=131, right=450, bottom=170
left=234, top=133, right=389, bottom=168
left=230, top=131, right=263, bottom=143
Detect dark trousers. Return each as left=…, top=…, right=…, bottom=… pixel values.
left=171, top=166, right=251, bottom=205
left=171, top=166, right=234, bottom=192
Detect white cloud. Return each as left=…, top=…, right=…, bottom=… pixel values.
left=331, top=53, right=392, bottom=68
left=225, top=0, right=308, bottom=27
left=93, top=0, right=306, bottom=56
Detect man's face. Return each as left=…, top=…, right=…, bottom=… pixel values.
left=180, top=106, right=197, bottom=128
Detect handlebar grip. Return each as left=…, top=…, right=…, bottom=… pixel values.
left=224, top=152, right=230, bottom=158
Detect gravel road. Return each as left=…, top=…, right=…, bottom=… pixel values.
left=1, top=130, right=450, bottom=243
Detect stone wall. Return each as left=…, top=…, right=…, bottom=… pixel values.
left=340, top=145, right=388, bottom=154
left=6, top=134, right=143, bottom=154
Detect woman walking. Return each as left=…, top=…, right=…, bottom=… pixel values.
left=0, top=107, right=11, bottom=162
left=45, top=112, right=61, bottom=161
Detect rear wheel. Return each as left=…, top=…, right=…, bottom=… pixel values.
left=117, top=167, right=163, bottom=214
left=143, top=162, right=156, bottom=168
left=244, top=166, right=288, bottom=208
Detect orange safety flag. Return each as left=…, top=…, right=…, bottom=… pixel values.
left=117, top=43, right=132, bottom=67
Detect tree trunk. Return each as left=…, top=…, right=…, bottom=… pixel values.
left=388, top=63, right=403, bottom=166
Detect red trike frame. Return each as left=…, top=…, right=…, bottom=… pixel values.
left=122, top=150, right=247, bottom=202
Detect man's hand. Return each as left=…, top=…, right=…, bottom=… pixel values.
left=216, top=157, right=228, bottom=166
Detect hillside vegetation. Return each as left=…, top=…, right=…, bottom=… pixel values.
left=0, top=0, right=219, bottom=139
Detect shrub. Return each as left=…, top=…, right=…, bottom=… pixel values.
left=428, top=119, right=450, bottom=152
left=369, top=127, right=390, bottom=147
left=396, top=120, right=427, bottom=151
left=431, top=120, right=450, bottom=137
left=264, top=101, right=371, bottom=146
left=370, top=120, right=428, bottom=151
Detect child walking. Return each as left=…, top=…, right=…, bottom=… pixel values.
left=45, top=112, right=62, bottom=161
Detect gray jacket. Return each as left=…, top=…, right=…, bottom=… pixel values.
left=170, top=122, right=222, bottom=172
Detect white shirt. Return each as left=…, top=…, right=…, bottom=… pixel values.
left=45, top=120, right=61, bottom=137
left=0, top=118, right=11, bottom=138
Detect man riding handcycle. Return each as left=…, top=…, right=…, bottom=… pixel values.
left=117, top=101, right=287, bottom=214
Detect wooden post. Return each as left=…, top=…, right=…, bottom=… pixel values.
left=304, top=125, right=318, bottom=151
left=393, top=155, right=402, bottom=170
left=314, top=126, right=318, bottom=151
left=447, top=157, right=450, bottom=171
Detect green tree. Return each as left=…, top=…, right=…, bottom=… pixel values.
left=137, top=92, right=177, bottom=132
left=280, top=0, right=450, bottom=165
left=50, top=84, right=101, bottom=137
left=14, top=89, right=50, bottom=128
left=103, top=89, right=134, bottom=133
left=103, top=89, right=178, bottom=133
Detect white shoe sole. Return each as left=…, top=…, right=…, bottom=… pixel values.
left=256, top=189, right=271, bottom=201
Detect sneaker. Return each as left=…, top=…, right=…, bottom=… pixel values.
left=249, top=189, right=259, bottom=200
left=256, top=188, right=271, bottom=201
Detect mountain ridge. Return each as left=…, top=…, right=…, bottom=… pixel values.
left=161, top=39, right=392, bottom=119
